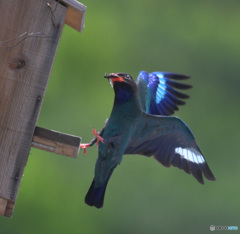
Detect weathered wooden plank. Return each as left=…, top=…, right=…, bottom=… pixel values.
left=32, top=127, right=81, bottom=158
left=4, top=200, right=15, bottom=218
left=61, top=0, right=86, bottom=32
left=0, top=198, right=8, bottom=216
left=0, top=0, right=68, bottom=217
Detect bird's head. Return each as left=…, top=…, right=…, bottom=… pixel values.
left=104, top=73, right=136, bottom=88
left=104, top=73, right=138, bottom=104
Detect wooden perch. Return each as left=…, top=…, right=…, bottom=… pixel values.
left=32, top=127, right=81, bottom=158
left=0, top=0, right=86, bottom=218
left=0, top=198, right=14, bottom=218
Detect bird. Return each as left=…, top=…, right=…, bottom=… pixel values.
left=81, top=71, right=215, bottom=208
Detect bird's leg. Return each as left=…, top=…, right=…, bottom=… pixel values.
left=80, top=133, right=100, bottom=155
left=80, top=129, right=104, bottom=155
left=93, top=128, right=104, bottom=145
left=80, top=120, right=108, bottom=155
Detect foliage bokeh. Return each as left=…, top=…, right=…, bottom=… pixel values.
left=1, top=0, right=240, bottom=233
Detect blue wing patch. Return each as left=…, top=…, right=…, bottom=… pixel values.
left=136, top=71, right=192, bottom=116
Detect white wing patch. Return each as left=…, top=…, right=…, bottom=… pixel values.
left=175, top=147, right=205, bottom=164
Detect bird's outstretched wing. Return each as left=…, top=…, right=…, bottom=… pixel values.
left=124, top=114, right=215, bottom=184
left=136, top=71, right=191, bottom=116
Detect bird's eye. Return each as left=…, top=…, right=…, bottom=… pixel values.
left=125, top=75, right=132, bottom=80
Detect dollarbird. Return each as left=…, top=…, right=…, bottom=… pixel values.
left=81, top=71, right=215, bottom=208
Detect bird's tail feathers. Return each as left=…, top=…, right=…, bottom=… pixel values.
left=85, top=167, right=115, bottom=208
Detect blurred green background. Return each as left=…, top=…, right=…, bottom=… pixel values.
left=1, top=0, right=240, bottom=233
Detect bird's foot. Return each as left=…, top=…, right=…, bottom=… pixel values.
left=80, top=143, right=90, bottom=155
left=93, top=128, right=104, bottom=145
left=80, top=128, right=105, bottom=155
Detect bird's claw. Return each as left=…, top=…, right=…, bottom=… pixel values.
left=80, top=143, right=90, bottom=155
left=93, top=128, right=104, bottom=145
left=80, top=129, right=104, bottom=155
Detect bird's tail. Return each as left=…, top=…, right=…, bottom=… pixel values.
left=85, top=167, right=115, bottom=208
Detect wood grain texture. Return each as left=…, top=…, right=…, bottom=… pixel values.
left=4, top=200, right=15, bottom=218
left=0, top=0, right=67, bottom=217
left=32, top=126, right=81, bottom=158
left=0, top=198, right=8, bottom=216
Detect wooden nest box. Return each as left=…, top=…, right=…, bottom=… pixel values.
left=0, top=0, right=86, bottom=218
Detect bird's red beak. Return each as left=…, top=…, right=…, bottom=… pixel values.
left=104, top=73, right=124, bottom=84
left=110, top=76, right=124, bottom=83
